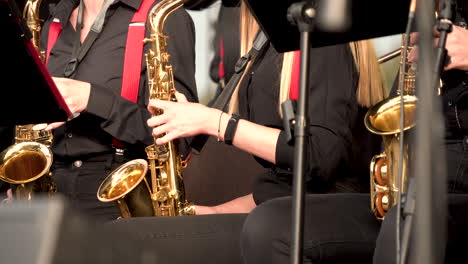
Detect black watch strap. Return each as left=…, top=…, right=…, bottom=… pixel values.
left=224, top=114, right=241, bottom=145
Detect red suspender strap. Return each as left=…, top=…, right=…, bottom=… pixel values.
left=46, top=19, right=62, bottom=66
left=218, top=37, right=225, bottom=81
left=113, top=0, right=154, bottom=148
left=289, top=50, right=301, bottom=100
left=120, top=0, right=155, bottom=103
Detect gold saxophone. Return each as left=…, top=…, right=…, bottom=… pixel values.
left=0, top=0, right=56, bottom=199
left=364, top=34, right=417, bottom=219
left=97, top=0, right=195, bottom=217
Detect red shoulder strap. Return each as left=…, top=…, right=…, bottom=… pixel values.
left=289, top=50, right=301, bottom=100
left=113, top=0, right=155, bottom=148
left=46, top=18, right=62, bottom=66
left=218, top=37, right=225, bottom=81
left=120, top=0, right=155, bottom=103
left=45, top=1, right=155, bottom=149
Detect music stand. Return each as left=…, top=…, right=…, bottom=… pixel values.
left=245, top=0, right=411, bottom=52
left=242, top=1, right=428, bottom=264
left=0, top=0, right=71, bottom=126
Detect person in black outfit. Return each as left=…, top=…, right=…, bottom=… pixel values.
left=186, top=0, right=240, bottom=98
left=19, top=0, right=198, bottom=221
left=139, top=1, right=383, bottom=262
left=373, top=2, right=468, bottom=263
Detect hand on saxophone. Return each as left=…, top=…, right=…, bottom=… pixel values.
left=408, top=25, right=468, bottom=71
left=147, top=91, right=222, bottom=145
left=46, top=77, right=91, bottom=130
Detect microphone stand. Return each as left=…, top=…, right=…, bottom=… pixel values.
left=286, top=2, right=315, bottom=264
left=409, top=0, right=452, bottom=263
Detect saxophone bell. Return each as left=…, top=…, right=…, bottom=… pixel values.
left=365, top=95, right=417, bottom=219
left=97, top=159, right=157, bottom=218
left=0, top=0, right=56, bottom=200
left=0, top=142, right=54, bottom=199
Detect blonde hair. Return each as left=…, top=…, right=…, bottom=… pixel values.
left=228, top=1, right=259, bottom=114
left=278, top=41, right=385, bottom=109
left=234, top=1, right=385, bottom=114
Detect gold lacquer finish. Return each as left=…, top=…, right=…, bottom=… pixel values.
left=97, top=0, right=195, bottom=218
left=0, top=0, right=56, bottom=200
left=0, top=142, right=54, bottom=199
left=365, top=34, right=417, bottom=220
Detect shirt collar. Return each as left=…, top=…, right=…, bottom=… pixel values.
left=51, top=0, right=142, bottom=26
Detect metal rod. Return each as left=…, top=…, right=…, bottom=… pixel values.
left=291, top=29, right=310, bottom=264
left=378, top=49, right=401, bottom=64
left=413, top=0, right=448, bottom=263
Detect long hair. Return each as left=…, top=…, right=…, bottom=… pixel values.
left=228, top=1, right=259, bottom=114
left=234, top=1, right=385, bottom=114
left=278, top=42, right=385, bottom=109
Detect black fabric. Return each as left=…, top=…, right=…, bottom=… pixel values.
left=240, top=43, right=381, bottom=204
left=38, top=0, right=197, bottom=219
left=433, top=16, right=468, bottom=138
left=374, top=10, right=468, bottom=258
left=241, top=194, right=381, bottom=264
left=185, top=0, right=240, bottom=10
left=108, top=214, right=247, bottom=264
left=184, top=136, right=268, bottom=206
left=0, top=126, right=14, bottom=195
left=191, top=31, right=266, bottom=151
left=209, top=4, right=241, bottom=84
left=51, top=153, right=127, bottom=221
left=42, top=0, right=198, bottom=159
left=373, top=194, right=468, bottom=264
left=224, top=113, right=241, bottom=145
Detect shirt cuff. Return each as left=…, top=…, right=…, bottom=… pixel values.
left=85, top=83, right=116, bottom=120
left=275, top=130, right=294, bottom=169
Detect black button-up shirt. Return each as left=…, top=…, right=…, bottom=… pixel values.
left=239, top=43, right=381, bottom=204
left=442, top=10, right=468, bottom=138
left=41, top=0, right=198, bottom=159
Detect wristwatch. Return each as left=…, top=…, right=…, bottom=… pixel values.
left=224, top=114, right=241, bottom=145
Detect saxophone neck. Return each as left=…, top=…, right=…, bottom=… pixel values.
left=23, top=0, right=44, bottom=62
left=398, top=34, right=416, bottom=96
left=148, top=0, right=185, bottom=35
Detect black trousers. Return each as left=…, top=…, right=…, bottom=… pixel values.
left=241, top=194, right=381, bottom=264
left=373, top=194, right=468, bottom=264
left=52, top=153, right=125, bottom=221
left=373, top=137, right=468, bottom=263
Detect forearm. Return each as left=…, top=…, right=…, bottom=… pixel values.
left=204, top=110, right=280, bottom=164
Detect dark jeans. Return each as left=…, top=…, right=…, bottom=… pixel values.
left=373, top=194, right=468, bottom=264
left=374, top=137, right=468, bottom=263
left=241, top=194, right=381, bottom=264
left=52, top=153, right=125, bottom=221
left=446, top=137, right=468, bottom=192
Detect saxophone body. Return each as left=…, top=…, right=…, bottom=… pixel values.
left=364, top=35, right=417, bottom=219
left=0, top=0, right=55, bottom=200
left=97, top=0, right=195, bottom=217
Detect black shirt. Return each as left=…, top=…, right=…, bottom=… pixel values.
left=442, top=10, right=468, bottom=139
left=41, top=0, right=198, bottom=159
left=238, top=43, right=381, bottom=204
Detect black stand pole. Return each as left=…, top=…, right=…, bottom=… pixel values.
left=286, top=2, right=315, bottom=264
left=411, top=0, right=451, bottom=263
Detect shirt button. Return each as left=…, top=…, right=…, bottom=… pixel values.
left=73, top=160, right=82, bottom=168
left=67, top=133, right=73, bottom=138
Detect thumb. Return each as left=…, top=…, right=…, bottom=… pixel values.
left=174, top=91, right=188, bottom=103
left=46, top=122, right=66, bottom=131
